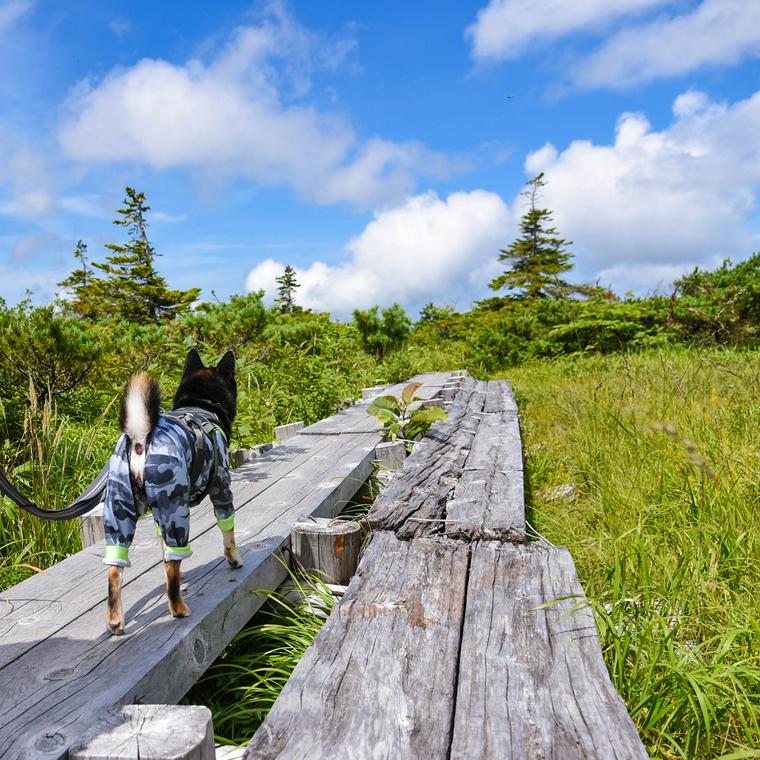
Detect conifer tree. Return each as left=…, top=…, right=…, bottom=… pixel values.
left=58, top=240, right=106, bottom=319
left=61, top=188, right=200, bottom=323
left=275, top=265, right=300, bottom=313
left=490, top=173, right=582, bottom=299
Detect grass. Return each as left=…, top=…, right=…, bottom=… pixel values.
left=185, top=569, right=336, bottom=745
left=0, top=389, right=115, bottom=589
left=507, top=347, right=760, bottom=759
left=4, top=345, right=758, bottom=757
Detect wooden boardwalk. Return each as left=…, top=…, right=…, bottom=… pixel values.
left=246, top=378, right=648, bottom=759
left=0, top=373, right=450, bottom=760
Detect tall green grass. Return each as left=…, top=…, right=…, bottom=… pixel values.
left=186, top=571, right=336, bottom=745
left=0, top=387, right=115, bottom=589
left=508, top=348, right=760, bottom=759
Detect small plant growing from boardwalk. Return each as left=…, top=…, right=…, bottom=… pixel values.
left=367, top=382, right=447, bottom=445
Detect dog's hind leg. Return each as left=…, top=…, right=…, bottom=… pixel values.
left=106, top=566, right=125, bottom=635
left=222, top=528, right=243, bottom=568
left=165, top=559, right=191, bottom=618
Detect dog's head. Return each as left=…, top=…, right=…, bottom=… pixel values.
left=172, top=349, right=237, bottom=440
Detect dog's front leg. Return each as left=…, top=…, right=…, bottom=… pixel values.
left=165, top=560, right=191, bottom=618
left=106, top=566, right=125, bottom=635
left=222, top=528, right=243, bottom=568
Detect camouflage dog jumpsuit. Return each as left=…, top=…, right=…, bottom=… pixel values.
left=102, top=408, right=234, bottom=567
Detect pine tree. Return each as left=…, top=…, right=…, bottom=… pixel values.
left=61, top=188, right=200, bottom=323
left=275, top=265, right=300, bottom=313
left=58, top=240, right=106, bottom=319
left=490, top=173, right=581, bottom=299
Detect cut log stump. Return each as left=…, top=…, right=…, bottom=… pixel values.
left=68, top=704, right=214, bottom=760
left=291, top=517, right=363, bottom=585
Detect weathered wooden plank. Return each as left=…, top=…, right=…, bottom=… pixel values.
left=0, top=433, right=359, bottom=665
left=483, top=378, right=518, bottom=414
left=360, top=384, right=391, bottom=399
left=68, top=704, right=214, bottom=760
left=450, top=542, right=648, bottom=759
left=0, top=432, right=380, bottom=759
left=365, top=378, right=486, bottom=539
left=79, top=503, right=105, bottom=548
left=447, top=380, right=525, bottom=541
left=245, top=531, right=469, bottom=760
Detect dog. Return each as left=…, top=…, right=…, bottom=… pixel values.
left=102, top=348, right=242, bottom=634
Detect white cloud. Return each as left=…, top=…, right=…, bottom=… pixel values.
left=573, top=0, right=760, bottom=88
left=245, top=190, right=511, bottom=317
left=59, top=4, right=448, bottom=209
left=522, top=89, right=760, bottom=293
left=0, top=141, right=56, bottom=220
left=0, top=0, right=32, bottom=38
left=466, top=0, right=670, bottom=62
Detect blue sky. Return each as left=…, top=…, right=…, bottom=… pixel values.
left=1, top=0, right=759, bottom=317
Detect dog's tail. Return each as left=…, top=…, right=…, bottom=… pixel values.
left=120, top=372, right=161, bottom=486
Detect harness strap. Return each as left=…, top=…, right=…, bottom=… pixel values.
left=164, top=410, right=225, bottom=506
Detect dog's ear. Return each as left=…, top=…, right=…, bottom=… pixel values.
left=216, top=350, right=235, bottom=379
left=183, top=348, right=205, bottom=376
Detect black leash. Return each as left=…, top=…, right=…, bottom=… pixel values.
left=0, top=460, right=109, bottom=520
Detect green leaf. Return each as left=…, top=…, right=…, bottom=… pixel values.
left=367, top=396, right=400, bottom=416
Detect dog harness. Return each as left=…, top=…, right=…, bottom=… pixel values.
left=102, top=407, right=234, bottom=567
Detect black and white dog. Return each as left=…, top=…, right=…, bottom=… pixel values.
left=103, top=349, right=242, bottom=634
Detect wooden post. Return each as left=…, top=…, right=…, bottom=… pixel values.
left=68, top=704, right=214, bottom=760
left=274, top=421, right=305, bottom=442
left=291, top=517, right=362, bottom=585
left=79, top=503, right=105, bottom=548
left=361, top=384, right=390, bottom=399
left=229, top=442, right=274, bottom=468
left=373, top=441, right=406, bottom=471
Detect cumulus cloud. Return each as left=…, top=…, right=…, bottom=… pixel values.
left=245, top=190, right=511, bottom=317
left=466, top=0, right=670, bottom=62
left=59, top=4, right=449, bottom=209
left=573, top=0, right=760, bottom=88
left=468, top=0, right=760, bottom=90
left=523, top=89, right=760, bottom=293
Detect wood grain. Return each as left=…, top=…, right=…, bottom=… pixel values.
left=245, top=531, right=469, bottom=760
left=365, top=378, right=486, bottom=538
left=290, top=518, right=362, bottom=585
left=68, top=704, right=214, bottom=760
left=450, top=542, right=648, bottom=759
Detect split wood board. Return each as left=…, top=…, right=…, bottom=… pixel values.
left=299, top=372, right=453, bottom=435
left=367, top=378, right=525, bottom=541
left=446, top=379, right=525, bottom=541
left=365, top=378, right=482, bottom=538
left=245, top=530, right=469, bottom=760
left=451, top=542, right=648, bottom=759
left=0, top=431, right=379, bottom=760
left=246, top=537, right=647, bottom=759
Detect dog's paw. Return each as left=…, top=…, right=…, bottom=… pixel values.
left=108, top=621, right=125, bottom=636
left=170, top=601, right=191, bottom=618
left=225, top=548, right=243, bottom=568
